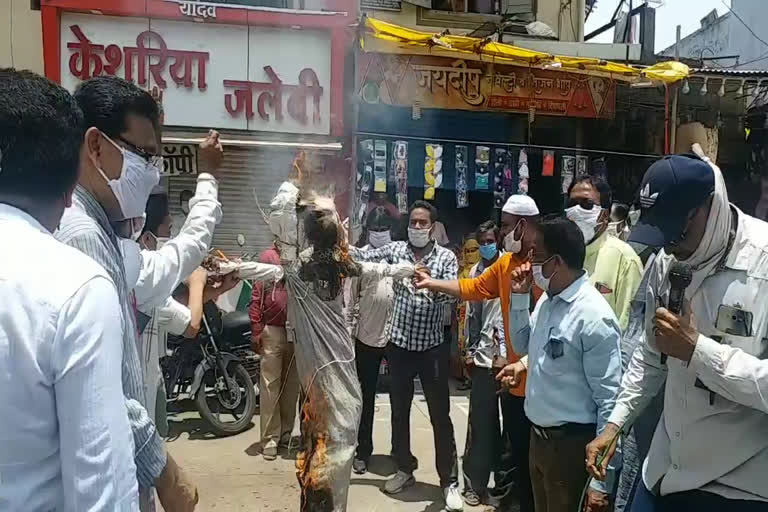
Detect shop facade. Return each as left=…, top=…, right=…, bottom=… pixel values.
left=41, top=0, right=354, bottom=255
left=353, top=48, right=658, bottom=245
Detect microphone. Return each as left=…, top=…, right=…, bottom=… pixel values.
left=661, top=262, right=693, bottom=364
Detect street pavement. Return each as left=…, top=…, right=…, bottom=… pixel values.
left=164, top=381, right=504, bottom=512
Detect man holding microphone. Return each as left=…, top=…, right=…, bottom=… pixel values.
left=586, top=153, right=768, bottom=512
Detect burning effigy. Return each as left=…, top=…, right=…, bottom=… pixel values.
left=267, top=180, right=412, bottom=511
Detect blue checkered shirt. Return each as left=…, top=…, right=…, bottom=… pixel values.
left=350, top=241, right=457, bottom=352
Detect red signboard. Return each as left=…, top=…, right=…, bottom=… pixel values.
left=358, top=53, right=617, bottom=119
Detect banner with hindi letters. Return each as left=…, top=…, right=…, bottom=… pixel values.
left=60, top=13, right=331, bottom=135
left=161, top=144, right=198, bottom=176
left=358, top=53, right=616, bottom=119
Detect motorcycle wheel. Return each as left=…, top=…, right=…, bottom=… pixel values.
left=195, top=361, right=257, bottom=437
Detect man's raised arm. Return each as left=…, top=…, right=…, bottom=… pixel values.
left=414, top=254, right=503, bottom=300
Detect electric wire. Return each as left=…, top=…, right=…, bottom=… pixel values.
left=720, top=1, right=768, bottom=51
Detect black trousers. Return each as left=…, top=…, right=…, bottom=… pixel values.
left=355, top=339, right=385, bottom=461
left=462, top=365, right=502, bottom=494
left=388, top=342, right=459, bottom=487
left=498, top=394, right=534, bottom=512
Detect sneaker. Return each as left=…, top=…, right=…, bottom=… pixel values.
left=462, top=487, right=481, bottom=507
left=383, top=471, right=415, bottom=494
left=444, top=483, right=464, bottom=511
left=352, top=458, right=367, bottom=474
left=263, top=439, right=278, bottom=460
left=279, top=432, right=294, bottom=449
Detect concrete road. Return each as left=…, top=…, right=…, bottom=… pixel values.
left=164, top=382, right=504, bottom=512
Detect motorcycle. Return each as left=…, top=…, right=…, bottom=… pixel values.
left=161, top=300, right=260, bottom=436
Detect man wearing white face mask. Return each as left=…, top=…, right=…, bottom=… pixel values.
left=506, top=216, right=622, bottom=512
left=56, top=76, right=198, bottom=512
left=414, top=195, right=541, bottom=512
left=349, top=200, right=462, bottom=511
left=567, top=176, right=643, bottom=332
left=131, top=178, right=233, bottom=437
left=347, top=207, right=396, bottom=474
left=132, top=131, right=224, bottom=314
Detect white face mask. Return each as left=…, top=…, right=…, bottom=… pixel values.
left=566, top=205, right=603, bottom=244
left=119, top=237, right=142, bottom=290
left=408, top=227, right=431, bottom=248
left=146, top=231, right=170, bottom=251
left=369, top=230, right=392, bottom=248
left=532, top=256, right=557, bottom=292
left=95, top=133, right=162, bottom=220
left=503, top=220, right=523, bottom=253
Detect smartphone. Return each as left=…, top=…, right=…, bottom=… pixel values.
left=715, top=305, right=753, bottom=337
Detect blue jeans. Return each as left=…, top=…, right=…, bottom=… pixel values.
left=629, top=482, right=657, bottom=512
left=631, top=484, right=768, bottom=512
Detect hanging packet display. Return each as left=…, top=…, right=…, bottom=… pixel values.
left=542, top=150, right=555, bottom=177
left=576, top=155, right=589, bottom=179
left=493, top=148, right=508, bottom=209
left=456, top=145, right=469, bottom=208
left=517, top=149, right=529, bottom=195
left=424, top=143, right=443, bottom=200
left=475, top=146, right=490, bottom=189
left=561, top=155, right=576, bottom=194
left=393, top=140, right=409, bottom=214
left=373, top=140, right=387, bottom=193
left=503, top=150, right=515, bottom=199
left=355, top=140, right=374, bottom=226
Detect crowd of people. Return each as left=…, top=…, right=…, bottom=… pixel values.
left=1, top=66, right=768, bottom=512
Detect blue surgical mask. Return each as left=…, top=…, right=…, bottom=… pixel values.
left=479, top=242, right=498, bottom=260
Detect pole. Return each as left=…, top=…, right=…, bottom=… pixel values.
left=665, top=84, right=670, bottom=154
left=670, top=25, right=682, bottom=153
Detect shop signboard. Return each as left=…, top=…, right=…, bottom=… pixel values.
left=161, top=143, right=198, bottom=176
left=60, top=13, right=332, bottom=135
left=167, top=0, right=298, bottom=19
left=358, top=53, right=616, bottom=119
left=360, top=0, right=402, bottom=11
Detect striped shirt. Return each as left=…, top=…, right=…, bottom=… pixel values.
left=56, top=187, right=167, bottom=496
left=350, top=241, right=457, bottom=352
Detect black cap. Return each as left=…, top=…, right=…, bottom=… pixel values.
left=628, top=154, right=715, bottom=247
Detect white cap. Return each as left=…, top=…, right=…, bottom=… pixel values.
left=502, top=195, right=539, bottom=216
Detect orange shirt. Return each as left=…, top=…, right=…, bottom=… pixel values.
left=458, top=252, right=541, bottom=397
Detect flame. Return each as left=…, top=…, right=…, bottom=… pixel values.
left=296, top=388, right=333, bottom=510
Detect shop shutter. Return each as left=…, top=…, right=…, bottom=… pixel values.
left=168, top=145, right=296, bottom=258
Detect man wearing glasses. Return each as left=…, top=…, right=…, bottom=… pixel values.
left=503, top=216, right=622, bottom=512
left=566, top=176, right=643, bottom=331
left=56, top=76, right=197, bottom=512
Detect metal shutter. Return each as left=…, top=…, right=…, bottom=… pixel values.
left=168, top=145, right=296, bottom=258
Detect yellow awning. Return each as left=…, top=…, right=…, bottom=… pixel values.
left=362, top=17, right=688, bottom=84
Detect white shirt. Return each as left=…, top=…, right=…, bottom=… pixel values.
left=134, top=174, right=220, bottom=424
left=464, top=258, right=505, bottom=368
left=347, top=245, right=394, bottom=348
left=0, top=204, right=138, bottom=511
left=609, top=209, right=768, bottom=502
left=134, top=173, right=221, bottom=310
